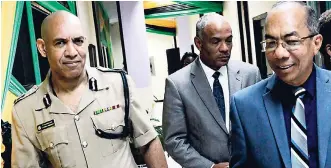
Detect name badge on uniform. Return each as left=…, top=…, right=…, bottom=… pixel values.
left=94, top=104, right=120, bottom=115
left=37, top=119, right=55, bottom=131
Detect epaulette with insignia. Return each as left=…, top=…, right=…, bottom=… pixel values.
left=14, top=85, right=39, bottom=105
left=96, top=67, right=127, bottom=74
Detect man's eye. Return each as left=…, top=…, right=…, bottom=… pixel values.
left=55, top=41, right=65, bottom=47
left=73, top=38, right=85, bottom=46
left=286, top=40, right=300, bottom=46
left=266, top=41, right=277, bottom=48
left=225, top=40, right=232, bottom=45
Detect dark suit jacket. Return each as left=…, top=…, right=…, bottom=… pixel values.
left=230, top=65, right=331, bottom=168
left=163, top=58, right=261, bottom=168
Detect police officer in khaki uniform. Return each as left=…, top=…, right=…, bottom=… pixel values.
left=11, top=10, right=167, bottom=168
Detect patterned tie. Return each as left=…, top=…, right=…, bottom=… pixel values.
left=291, top=87, right=309, bottom=168
left=212, top=72, right=225, bottom=121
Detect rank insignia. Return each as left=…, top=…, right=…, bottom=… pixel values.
left=37, top=119, right=55, bottom=131
left=94, top=104, right=120, bottom=115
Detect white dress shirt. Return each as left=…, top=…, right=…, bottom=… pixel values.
left=199, top=59, right=230, bottom=132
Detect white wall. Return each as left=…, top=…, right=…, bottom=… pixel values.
left=76, top=1, right=99, bottom=67
left=110, top=22, right=124, bottom=69
left=177, top=16, right=192, bottom=57
left=247, top=1, right=276, bottom=65
left=119, top=1, right=150, bottom=88
left=223, top=1, right=242, bottom=61
left=176, top=14, right=200, bottom=58
left=223, top=1, right=277, bottom=65
left=146, top=32, right=174, bottom=100
left=189, top=14, right=200, bottom=55
left=119, top=1, right=154, bottom=113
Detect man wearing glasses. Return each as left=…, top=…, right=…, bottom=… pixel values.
left=230, top=2, right=331, bottom=168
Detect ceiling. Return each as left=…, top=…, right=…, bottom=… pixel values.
left=144, top=1, right=223, bottom=36
left=101, top=1, right=223, bottom=36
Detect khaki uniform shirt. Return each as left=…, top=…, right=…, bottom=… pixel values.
left=11, top=67, right=157, bottom=168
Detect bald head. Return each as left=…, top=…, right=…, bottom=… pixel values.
left=41, top=10, right=82, bottom=42
left=196, top=13, right=230, bottom=39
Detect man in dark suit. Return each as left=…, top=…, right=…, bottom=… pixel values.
left=230, top=2, right=331, bottom=168
left=163, top=13, right=261, bottom=168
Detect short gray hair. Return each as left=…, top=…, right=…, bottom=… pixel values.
left=196, top=13, right=224, bottom=39
left=271, top=1, right=318, bottom=34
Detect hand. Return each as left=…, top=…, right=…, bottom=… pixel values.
left=213, top=162, right=229, bottom=168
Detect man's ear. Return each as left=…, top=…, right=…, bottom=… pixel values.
left=194, top=36, right=202, bottom=51
left=36, top=38, right=47, bottom=57
left=326, top=44, right=331, bottom=57
left=313, top=34, right=323, bottom=55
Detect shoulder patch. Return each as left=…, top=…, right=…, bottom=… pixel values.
left=96, top=67, right=127, bottom=74
left=14, top=85, right=39, bottom=105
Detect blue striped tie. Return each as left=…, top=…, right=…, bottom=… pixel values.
left=212, top=72, right=225, bottom=121
left=291, top=87, right=309, bottom=168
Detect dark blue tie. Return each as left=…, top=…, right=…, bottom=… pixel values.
left=212, top=72, right=225, bottom=121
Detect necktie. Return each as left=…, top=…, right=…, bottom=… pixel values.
left=212, top=72, right=225, bottom=121
left=291, top=87, right=309, bottom=168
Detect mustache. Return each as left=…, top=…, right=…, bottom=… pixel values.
left=219, top=54, right=230, bottom=58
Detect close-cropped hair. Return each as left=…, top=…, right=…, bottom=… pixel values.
left=196, top=13, right=221, bottom=39
left=271, top=1, right=318, bottom=35
left=318, top=9, right=331, bottom=56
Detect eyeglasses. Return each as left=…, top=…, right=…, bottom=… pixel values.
left=260, top=34, right=317, bottom=52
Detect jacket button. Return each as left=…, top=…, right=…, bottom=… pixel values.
left=74, top=115, right=80, bottom=121
left=82, top=141, right=88, bottom=148
left=49, top=142, right=54, bottom=148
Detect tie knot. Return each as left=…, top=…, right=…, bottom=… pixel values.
left=293, top=87, right=306, bottom=98
left=212, top=71, right=220, bottom=79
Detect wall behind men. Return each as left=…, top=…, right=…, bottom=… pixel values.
left=147, top=32, right=174, bottom=100
left=223, top=1, right=243, bottom=61
left=110, top=22, right=124, bottom=69
left=76, top=1, right=99, bottom=68
left=223, top=1, right=276, bottom=64
left=248, top=1, right=277, bottom=65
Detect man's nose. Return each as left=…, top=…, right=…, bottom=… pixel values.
left=273, top=42, right=290, bottom=59
left=219, top=42, right=229, bottom=52
left=65, top=41, right=78, bottom=57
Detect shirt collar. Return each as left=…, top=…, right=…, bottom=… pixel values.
left=199, top=58, right=227, bottom=78
left=303, top=66, right=316, bottom=98
left=274, top=66, right=316, bottom=98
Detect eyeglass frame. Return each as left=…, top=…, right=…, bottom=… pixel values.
left=260, top=34, right=318, bottom=52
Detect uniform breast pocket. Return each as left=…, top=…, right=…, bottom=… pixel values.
left=36, top=126, right=76, bottom=168
left=90, top=108, right=127, bottom=157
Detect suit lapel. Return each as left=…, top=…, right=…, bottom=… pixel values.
left=263, top=75, right=291, bottom=168
left=316, top=67, right=331, bottom=168
left=227, top=61, right=242, bottom=97
left=191, top=59, right=228, bottom=134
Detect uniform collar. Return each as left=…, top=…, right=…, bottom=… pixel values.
left=36, top=67, right=102, bottom=114
left=37, top=71, right=70, bottom=113
left=86, top=66, right=109, bottom=91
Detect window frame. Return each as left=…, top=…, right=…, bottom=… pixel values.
left=2, top=1, right=77, bottom=110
